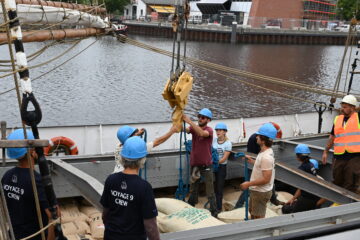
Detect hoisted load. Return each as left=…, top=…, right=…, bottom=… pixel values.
left=162, top=0, right=192, bottom=131
left=162, top=71, right=193, bottom=130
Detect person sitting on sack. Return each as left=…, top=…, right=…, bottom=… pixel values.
left=282, top=144, right=322, bottom=214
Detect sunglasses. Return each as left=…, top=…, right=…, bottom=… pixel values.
left=198, top=115, right=208, bottom=120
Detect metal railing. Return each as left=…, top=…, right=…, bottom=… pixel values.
left=121, top=14, right=354, bottom=33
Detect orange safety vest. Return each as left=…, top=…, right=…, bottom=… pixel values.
left=333, top=112, right=360, bottom=155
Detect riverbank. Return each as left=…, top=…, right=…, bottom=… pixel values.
left=125, top=21, right=358, bottom=45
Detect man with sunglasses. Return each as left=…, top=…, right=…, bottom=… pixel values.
left=183, top=108, right=217, bottom=217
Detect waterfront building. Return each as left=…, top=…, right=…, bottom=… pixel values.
left=123, top=0, right=176, bottom=21
left=249, top=0, right=336, bottom=29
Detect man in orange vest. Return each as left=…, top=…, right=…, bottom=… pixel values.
left=322, top=95, right=360, bottom=194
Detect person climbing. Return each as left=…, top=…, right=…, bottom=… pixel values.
left=322, top=95, right=360, bottom=194
left=212, top=122, right=232, bottom=212
left=1, top=129, right=56, bottom=240
left=183, top=108, right=218, bottom=217
left=282, top=144, right=321, bottom=214
left=101, top=136, right=160, bottom=240
left=240, top=123, right=277, bottom=219
left=113, top=124, right=179, bottom=173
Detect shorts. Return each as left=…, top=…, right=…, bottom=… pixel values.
left=249, top=190, right=272, bottom=217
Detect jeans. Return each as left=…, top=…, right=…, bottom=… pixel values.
left=214, top=164, right=227, bottom=211
left=188, top=165, right=217, bottom=215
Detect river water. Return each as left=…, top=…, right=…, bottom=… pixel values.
left=0, top=35, right=358, bottom=127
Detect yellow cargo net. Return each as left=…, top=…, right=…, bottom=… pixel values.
left=162, top=71, right=193, bottom=131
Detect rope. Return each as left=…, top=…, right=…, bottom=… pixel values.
left=0, top=5, right=105, bottom=46
left=0, top=1, right=46, bottom=240
left=0, top=39, right=81, bottom=78
left=331, top=24, right=356, bottom=100
left=139, top=129, right=148, bottom=180
left=118, top=35, right=358, bottom=100
left=343, top=36, right=356, bottom=93
left=36, top=0, right=55, bottom=41
left=183, top=121, right=190, bottom=193
left=116, top=35, right=354, bottom=106
left=0, top=17, right=19, bottom=28
left=0, top=40, right=66, bottom=64
left=0, top=38, right=99, bottom=97
left=20, top=218, right=60, bottom=240
left=175, top=121, right=186, bottom=200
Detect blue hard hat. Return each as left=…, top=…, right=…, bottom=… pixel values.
left=215, top=122, right=227, bottom=131
left=256, top=123, right=277, bottom=140
left=310, top=159, right=319, bottom=170
left=117, top=125, right=137, bottom=145
left=198, top=108, right=212, bottom=119
left=121, top=136, right=148, bottom=160
left=295, top=144, right=311, bottom=155
left=7, top=129, right=34, bottom=159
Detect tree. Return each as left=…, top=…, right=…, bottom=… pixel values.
left=337, top=0, right=360, bottom=21
left=104, top=0, right=130, bottom=14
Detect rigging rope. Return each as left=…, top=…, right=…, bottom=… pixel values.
left=20, top=218, right=60, bottom=240
left=0, top=4, right=105, bottom=46
left=330, top=23, right=356, bottom=106
left=0, top=39, right=81, bottom=77
left=1, top=1, right=46, bottom=239
left=343, top=36, right=356, bottom=93
left=117, top=35, right=359, bottom=100
left=0, top=38, right=99, bottom=96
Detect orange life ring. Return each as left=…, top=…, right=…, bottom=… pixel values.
left=44, top=136, right=78, bottom=156
left=270, top=122, right=282, bottom=139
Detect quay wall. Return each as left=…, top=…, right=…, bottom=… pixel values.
left=125, top=22, right=359, bottom=45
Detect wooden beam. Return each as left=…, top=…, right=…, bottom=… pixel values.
left=0, top=139, right=49, bottom=148
left=0, top=28, right=107, bottom=43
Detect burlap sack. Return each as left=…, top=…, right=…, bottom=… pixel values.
left=64, top=234, right=95, bottom=240
left=155, top=198, right=193, bottom=215
left=277, top=191, right=293, bottom=203
left=218, top=207, right=278, bottom=223
left=157, top=211, right=167, bottom=233
left=88, top=212, right=105, bottom=240
left=267, top=204, right=283, bottom=215
left=61, top=221, right=90, bottom=236
left=63, top=234, right=79, bottom=240
left=217, top=207, right=249, bottom=223
left=61, top=209, right=89, bottom=223
left=79, top=206, right=101, bottom=218
left=60, top=202, right=88, bottom=223
left=157, top=208, right=225, bottom=232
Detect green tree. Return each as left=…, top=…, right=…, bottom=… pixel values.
left=337, top=0, right=360, bottom=20
left=104, top=0, right=130, bottom=13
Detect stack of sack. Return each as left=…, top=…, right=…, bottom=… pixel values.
left=155, top=198, right=225, bottom=233
left=217, top=206, right=278, bottom=223
left=60, top=199, right=104, bottom=240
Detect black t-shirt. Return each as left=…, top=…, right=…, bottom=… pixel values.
left=298, top=162, right=320, bottom=201
left=247, top=133, right=260, bottom=154
left=100, top=172, right=158, bottom=240
left=1, top=167, right=49, bottom=240
left=330, top=112, right=360, bottom=160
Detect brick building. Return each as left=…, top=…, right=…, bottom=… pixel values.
left=249, top=0, right=336, bottom=29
